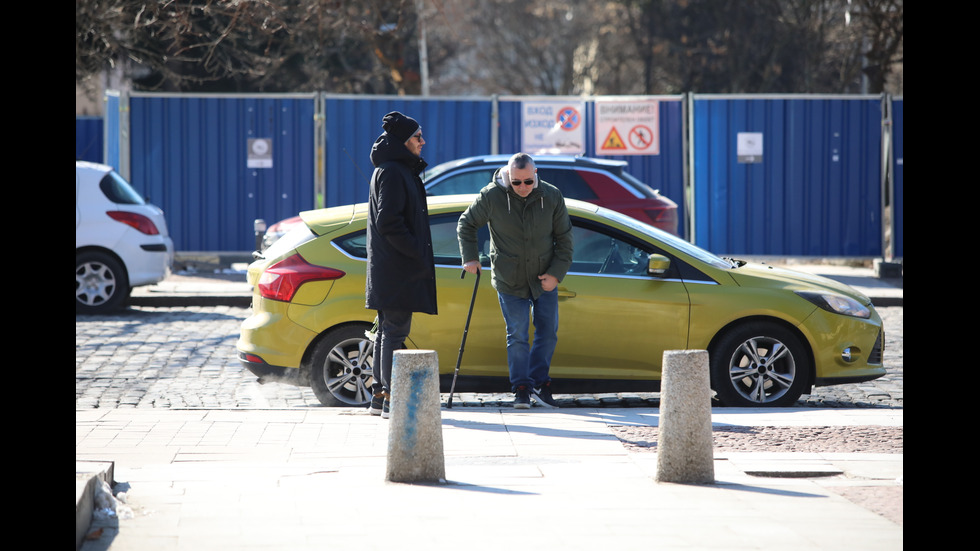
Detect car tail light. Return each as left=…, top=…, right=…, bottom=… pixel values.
left=107, top=211, right=160, bottom=235
left=258, top=253, right=346, bottom=302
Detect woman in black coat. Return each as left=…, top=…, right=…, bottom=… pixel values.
left=365, top=112, right=437, bottom=418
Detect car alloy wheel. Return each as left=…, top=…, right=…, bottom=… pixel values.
left=76, top=251, right=130, bottom=314
left=308, top=325, right=377, bottom=407
left=709, top=322, right=810, bottom=407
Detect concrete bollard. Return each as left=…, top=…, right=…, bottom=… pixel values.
left=385, top=349, right=446, bottom=483
left=655, top=349, right=715, bottom=484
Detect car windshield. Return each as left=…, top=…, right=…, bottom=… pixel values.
left=426, top=168, right=496, bottom=196
left=424, top=158, right=475, bottom=182
left=598, top=207, right=731, bottom=269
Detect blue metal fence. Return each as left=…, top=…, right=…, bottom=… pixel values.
left=127, top=93, right=317, bottom=251
left=75, top=116, right=103, bottom=163
left=81, top=92, right=901, bottom=258
left=691, top=95, right=884, bottom=257
left=891, top=98, right=903, bottom=259
left=321, top=95, right=494, bottom=209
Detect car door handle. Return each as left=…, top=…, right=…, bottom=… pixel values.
left=558, top=288, right=576, bottom=298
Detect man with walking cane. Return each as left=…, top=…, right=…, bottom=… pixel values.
left=457, top=152, right=573, bottom=409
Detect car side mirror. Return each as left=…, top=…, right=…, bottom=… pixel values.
left=648, top=254, right=670, bottom=276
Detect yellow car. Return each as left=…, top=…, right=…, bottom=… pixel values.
left=237, top=196, right=885, bottom=408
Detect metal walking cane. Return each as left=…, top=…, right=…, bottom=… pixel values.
left=447, top=268, right=480, bottom=408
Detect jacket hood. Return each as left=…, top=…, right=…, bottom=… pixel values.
left=370, top=133, right=427, bottom=173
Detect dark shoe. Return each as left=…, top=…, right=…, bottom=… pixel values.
left=369, top=391, right=387, bottom=416
left=514, top=386, right=531, bottom=409
left=531, top=382, right=558, bottom=408
left=381, top=397, right=391, bottom=419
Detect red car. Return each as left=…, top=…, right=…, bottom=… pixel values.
left=259, top=215, right=305, bottom=251
left=424, top=155, right=678, bottom=235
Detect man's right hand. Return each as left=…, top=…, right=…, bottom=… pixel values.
left=462, top=260, right=481, bottom=274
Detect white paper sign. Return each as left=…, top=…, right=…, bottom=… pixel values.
left=247, top=138, right=273, bottom=168
left=737, top=133, right=763, bottom=164
left=521, top=100, right=585, bottom=155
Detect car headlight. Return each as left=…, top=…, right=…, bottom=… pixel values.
left=796, top=290, right=871, bottom=319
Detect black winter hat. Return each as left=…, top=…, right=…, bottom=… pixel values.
left=382, top=111, right=421, bottom=144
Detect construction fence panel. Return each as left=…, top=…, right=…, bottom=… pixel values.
left=321, top=95, right=494, bottom=209
left=691, top=95, right=885, bottom=258
left=86, top=92, right=901, bottom=258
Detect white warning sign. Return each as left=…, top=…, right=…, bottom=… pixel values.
left=521, top=99, right=586, bottom=155
left=595, top=99, right=659, bottom=156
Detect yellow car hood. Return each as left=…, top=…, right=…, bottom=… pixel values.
left=726, top=262, right=872, bottom=305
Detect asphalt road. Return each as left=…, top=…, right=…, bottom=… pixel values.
left=75, top=306, right=902, bottom=410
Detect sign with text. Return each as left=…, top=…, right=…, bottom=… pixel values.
left=737, top=132, right=763, bottom=163
left=247, top=138, right=273, bottom=168
left=521, top=100, right=585, bottom=155
left=595, top=99, right=660, bottom=156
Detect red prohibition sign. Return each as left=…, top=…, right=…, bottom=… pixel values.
left=556, top=107, right=581, bottom=130
left=629, top=125, right=654, bottom=149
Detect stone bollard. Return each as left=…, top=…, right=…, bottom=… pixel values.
left=655, top=349, right=715, bottom=484
left=385, top=350, right=446, bottom=483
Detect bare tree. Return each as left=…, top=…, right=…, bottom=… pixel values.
left=614, top=0, right=901, bottom=95
left=76, top=0, right=429, bottom=94
left=427, top=0, right=611, bottom=95
left=847, top=0, right=903, bottom=93
left=76, top=0, right=902, bottom=96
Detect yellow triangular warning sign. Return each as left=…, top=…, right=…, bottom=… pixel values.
left=601, top=127, right=627, bottom=150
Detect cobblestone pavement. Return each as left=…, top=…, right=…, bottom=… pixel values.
left=76, top=306, right=903, bottom=410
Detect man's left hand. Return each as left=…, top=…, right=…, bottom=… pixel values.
left=538, top=273, right=558, bottom=292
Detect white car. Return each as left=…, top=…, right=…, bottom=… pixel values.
left=75, top=161, right=174, bottom=314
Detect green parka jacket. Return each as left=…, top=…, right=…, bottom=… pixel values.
left=457, top=167, right=574, bottom=299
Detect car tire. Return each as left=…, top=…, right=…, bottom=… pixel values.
left=76, top=251, right=131, bottom=315
left=709, top=321, right=810, bottom=407
left=308, top=324, right=377, bottom=407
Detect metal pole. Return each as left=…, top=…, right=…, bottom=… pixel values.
left=416, top=0, right=429, bottom=96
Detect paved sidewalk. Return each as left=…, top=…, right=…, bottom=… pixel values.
left=77, top=407, right=902, bottom=551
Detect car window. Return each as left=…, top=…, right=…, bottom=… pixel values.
left=100, top=171, right=147, bottom=205
left=333, top=213, right=489, bottom=267
left=426, top=169, right=495, bottom=195
left=430, top=214, right=463, bottom=263
left=570, top=224, right=649, bottom=276
left=430, top=213, right=490, bottom=266
left=334, top=231, right=367, bottom=258
left=537, top=168, right=598, bottom=201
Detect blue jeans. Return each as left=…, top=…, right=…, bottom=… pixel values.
left=374, top=309, right=412, bottom=394
left=497, top=289, right=558, bottom=391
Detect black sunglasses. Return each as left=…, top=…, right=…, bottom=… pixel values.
left=511, top=178, right=535, bottom=186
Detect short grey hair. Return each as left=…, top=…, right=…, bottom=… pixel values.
left=508, top=152, right=535, bottom=170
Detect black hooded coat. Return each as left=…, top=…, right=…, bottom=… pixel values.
left=364, top=133, right=438, bottom=315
